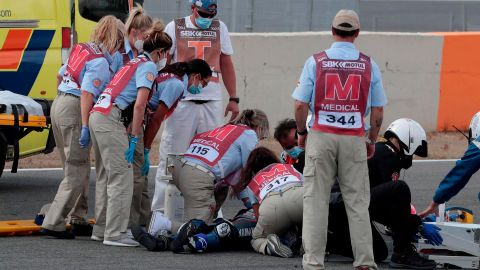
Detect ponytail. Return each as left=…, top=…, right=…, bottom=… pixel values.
left=125, top=4, right=153, bottom=34
left=142, top=19, right=172, bottom=53
left=91, top=15, right=125, bottom=53
left=237, top=147, right=280, bottom=196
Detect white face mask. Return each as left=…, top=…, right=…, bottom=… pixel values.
left=156, top=58, right=167, bottom=71
left=134, top=38, right=144, bottom=53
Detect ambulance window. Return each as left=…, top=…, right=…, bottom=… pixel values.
left=78, top=0, right=144, bottom=22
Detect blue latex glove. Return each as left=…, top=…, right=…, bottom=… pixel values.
left=420, top=223, right=443, bottom=246
left=125, top=136, right=138, bottom=164
left=142, top=148, right=150, bottom=176
left=79, top=126, right=90, bottom=148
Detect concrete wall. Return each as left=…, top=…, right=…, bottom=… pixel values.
left=226, top=32, right=479, bottom=132
left=228, top=32, right=442, bottom=132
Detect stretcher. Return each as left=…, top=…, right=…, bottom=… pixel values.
left=417, top=222, right=480, bottom=269
left=0, top=219, right=96, bottom=237
left=0, top=91, right=53, bottom=176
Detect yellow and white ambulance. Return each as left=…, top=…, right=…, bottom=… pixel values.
left=0, top=0, right=139, bottom=176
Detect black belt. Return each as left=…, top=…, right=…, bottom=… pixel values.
left=189, top=100, right=210, bottom=105
left=57, top=91, right=80, bottom=99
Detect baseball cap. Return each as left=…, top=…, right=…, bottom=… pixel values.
left=332, top=9, right=360, bottom=31
left=190, top=0, right=217, bottom=14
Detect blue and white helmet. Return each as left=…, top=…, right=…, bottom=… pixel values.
left=190, top=0, right=217, bottom=13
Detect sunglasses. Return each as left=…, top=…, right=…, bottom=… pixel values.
left=196, top=8, right=216, bottom=19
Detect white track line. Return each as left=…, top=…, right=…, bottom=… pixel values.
left=3, top=160, right=458, bottom=172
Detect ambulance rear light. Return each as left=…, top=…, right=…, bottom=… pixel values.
left=61, top=27, right=72, bottom=64
left=61, top=27, right=71, bottom=49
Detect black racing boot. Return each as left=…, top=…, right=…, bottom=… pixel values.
left=70, top=220, right=93, bottom=237
left=41, top=228, right=75, bottom=239
left=170, top=219, right=209, bottom=253
left=131, top=226, right=169, bottom=252
left=389, top=245, right=437, bottom=269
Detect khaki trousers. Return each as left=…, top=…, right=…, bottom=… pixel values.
left=302, top=131, right=376, bottom=270
left=251, top=186, right=303, bottom=254
left=42, top=94, right=90, bottom=231
left=171, top=160, right=216, bottom=233
left=129, top=129, right=151, bottom=227
left=89, top=107, right=133, bottom=241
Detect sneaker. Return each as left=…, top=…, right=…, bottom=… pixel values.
left=265, top=234, right=293, bottom=258
left=103, top=233, right=139, bottom=247
left=170, top=220, right=201, bottom=253
left=41, top=228, right=75, bottom=239
left=131, top=226, right=169, bottom=252
left=91, top=235, right=103, bottom=241
left=389, top=245, right=436, bottom=269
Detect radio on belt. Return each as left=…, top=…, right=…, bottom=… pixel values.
left=417, top=222, right=480, bottom=269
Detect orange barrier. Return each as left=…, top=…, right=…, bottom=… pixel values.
left=436, top=32, right=480, bottom=131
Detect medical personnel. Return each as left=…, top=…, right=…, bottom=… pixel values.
left=328, top=119, right=439, bottom=269
left=419, top=111, right=480, bottom=218
left=149, top=109, right=269, bottom=235
left=293, top=10, right=387, bottom=270
left=142, top=59, right=213, bottom=171
left=41, top=16, right=125, bottom=239
left=89, top=20, right=172, bottom=247
left=238, top=147, right=303, bottom=258
left=152, top=0, right=239, bottom=215
left=274, top=118, right=305, bottom=172
left=121, top=4, right=154, bottom=229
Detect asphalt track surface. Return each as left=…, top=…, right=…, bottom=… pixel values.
left=1, top=161, right=479, bottom=270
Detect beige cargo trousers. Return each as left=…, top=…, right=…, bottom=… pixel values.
left=42, top=93, right=90, bottom=231
left=302, top=131, right=377, bottom=270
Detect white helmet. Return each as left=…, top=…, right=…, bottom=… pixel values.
left=469, top=112, right=480, bottom=141
left=384, top=118, right=428, bottom=157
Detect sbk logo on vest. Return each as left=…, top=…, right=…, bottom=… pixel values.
left=185, top=124, right=249, bottom=167
left=322, top=60, right=366, bottom=70
left=180, top=30, right=217, bottom=38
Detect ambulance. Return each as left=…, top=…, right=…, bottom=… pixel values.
left=0, top=0, right=141, bottom=177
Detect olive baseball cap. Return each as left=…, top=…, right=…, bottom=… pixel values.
left=332, top=9, right=360, bottom=31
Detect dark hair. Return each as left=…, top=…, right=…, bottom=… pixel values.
left=160, top=59, right=212, bottom=78
left=143, top=20, right=172, bottom=53
left=274, top=118, right=297, bottom=142
left=332, top=23, right=359, bottom=38
left=237, top=147, right=280, bottom=195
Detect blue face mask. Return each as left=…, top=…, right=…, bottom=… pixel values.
left=286, top=146, right=304, bottom=159
left=188, top=84, right=202, bottom=95
left=195, top=17, right=213, bottom=29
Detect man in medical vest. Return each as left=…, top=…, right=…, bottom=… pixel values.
left=152, top=0, right=239, bottom=214
left=293, top=10, right=387, bottom=270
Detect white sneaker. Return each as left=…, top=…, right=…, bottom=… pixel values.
left=91, top=235, right=103, bottom=241
left=103, top=233, right=139, bottom=247
left=148, top=211, right=172, bottom=236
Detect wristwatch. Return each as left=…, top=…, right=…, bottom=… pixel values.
left=297, top=129, right=308, bottom=136
left=366, top=138, right=376, bottom=145
left=229, top=97, right=240, bottom=104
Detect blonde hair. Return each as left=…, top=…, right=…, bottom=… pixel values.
left=233, top=109, right=270, bottom=139
left=125, top=4, right=153, bottom=34
left=143, top=19, right=172, bottom=53
left=91, top=15, right=125, bottom=53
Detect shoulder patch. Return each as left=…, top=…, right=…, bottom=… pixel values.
left=146, top=72, right=154, bottom=82
left=92, top=78, right=102, bottom=88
